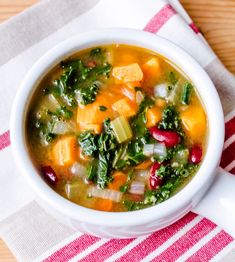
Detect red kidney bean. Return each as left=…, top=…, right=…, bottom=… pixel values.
left=189, top=145, right=202, bottom=164
left=41, top=166, right=58, bottom=186
left=149, top=162, right=163, bottom=190
left=149, top=127, right=180, bottom=147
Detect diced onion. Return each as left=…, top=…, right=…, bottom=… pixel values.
left=143, top=143, right=166, bottom=158
left=153, top=143, right=167, bottom=157
left=87, top=187, right=123, bottom=202
left=135, top=170, right=149, bottom=181
left=129, top=181, right=145, bottom=195
left=143, top=144, right=154, bottom=157
left=36, top=94, right=60, bottom=119
left=136, top=91, right=145, bottom=105
left=52, top=121, right=76, bottom=134
left=70, top=162, right=86, bottom=177
left=154, top=83, right=169, bottom=98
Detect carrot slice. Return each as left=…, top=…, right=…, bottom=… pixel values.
left=135, top=159, right=153, bottom=170
left=53, top=136, right=77, bottom=166
left=108, top=171, right=127, bottom=191
left=112, top=63, right=143, bottom=82
left=95, top=199, right=113, bottom=212
left=112, top=97, right=138, bottom=117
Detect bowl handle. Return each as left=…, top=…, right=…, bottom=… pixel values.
left=193, top=167, right=235, bottom=238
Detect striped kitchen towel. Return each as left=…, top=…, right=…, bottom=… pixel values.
left=0, top=0, right=235, bottom=261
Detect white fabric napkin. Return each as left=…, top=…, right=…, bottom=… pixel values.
left=0, top=0, right=235, bottom=261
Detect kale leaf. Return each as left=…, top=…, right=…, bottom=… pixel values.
left=77, top=82, right=100, bottom=105
left=79, top=132, right=98, bottom=156
left=78, top=119, right=118, bottom=188
left=131, top=96, right=154, bottom=137
left=49, top=48, right=112, bottom=107
left=158, top=105, right=184, bottom=137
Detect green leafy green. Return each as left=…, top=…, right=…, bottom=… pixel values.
left=47, top=48, right=112, bottom=108
left=79, top=132, right=98, bottom=156
left=97, top=153, right=113, bottom=188
left=158, top=105, right=184, bottom=137
left=86, top=162, right=98, bottom=182
left=77, top=82, right=100, bottom=105
left=78, top=119, right=118, bottom=188
left=90, top=47, right=102, bottom=56
left=131, top=96, right=154, bottom=137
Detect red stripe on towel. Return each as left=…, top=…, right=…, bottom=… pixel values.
left=186, top=230, right=233, bottom=261
left=43, top=235, right=100, bottom=262
left=79, top=238, right=133, bottom=262
left=220, top=141, right=235, bottom=170
left=0, top=130, right=10, bottom=151
left=144, top=4, right=176, bottom=33
left=225, top=116, right=235, bottom=140
left=152, top=218, right=216, bottom=261
left=115, top=212, right=197, bottom=262
left=189, top=22, right=200, bottom=34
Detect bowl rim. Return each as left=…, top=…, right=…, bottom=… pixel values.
left=10, top=28, right=224, bottom=227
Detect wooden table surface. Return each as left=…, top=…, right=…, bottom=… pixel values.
left=0, top=0, right=235, bottom=260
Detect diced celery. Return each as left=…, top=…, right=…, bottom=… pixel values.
left=167, top=78, right=184, bottom=104
left=65, top=182, right=80, bottom=200
left=111, top=116, right=133, bottom=143
left=181, top=82, right=193, bottom=105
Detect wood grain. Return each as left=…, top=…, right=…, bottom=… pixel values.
left=0, top=0, right=235, bottom=261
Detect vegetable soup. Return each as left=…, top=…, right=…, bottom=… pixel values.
left=27, top=45, right=207, bottom=212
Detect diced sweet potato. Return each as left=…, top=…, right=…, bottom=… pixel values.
left=77, top=95, right=113, bottom=125
left=112, top=97, right=138, bottom=117
left=181, top=106, right=206, bottom=142
left=126, top=81, right=141, bottom=89
left=112, top=63, right=143, bottom=82
left=53, top=136, right=77, bottom=166
left=142, top=57, right=161, bottom=83
left=108, top=171, right=127, bottom=191
left=155, top=98, right=166, bottom=108
left=146, top=107, right=162, bottom=128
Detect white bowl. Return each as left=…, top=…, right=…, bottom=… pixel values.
left=10, top=29, right=227, bottom=238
